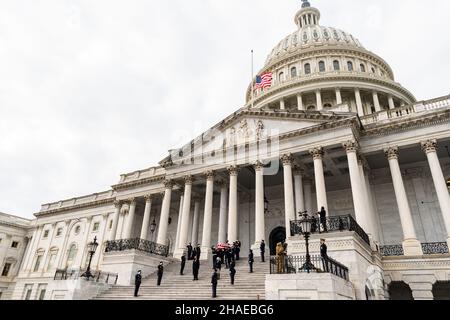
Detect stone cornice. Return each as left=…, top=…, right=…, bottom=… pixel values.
left=362, top=108, right=450, bottom=137
left=34, top=198, right=115, bottom=217
left=111, top=175, right=166, bottom=191
left=382, top=256, right=450, bottom=271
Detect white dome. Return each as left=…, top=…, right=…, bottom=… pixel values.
left=265, top=25, right=364, bottom=66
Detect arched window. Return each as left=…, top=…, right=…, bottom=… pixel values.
left=347, top=61, right=354, bottom=71
left=323, top=103, right=332, bottom=109
left=278, top=72, right=284, bottom=82
left=304, top=63, right=311, bottom=75
left=290, top=67, right=297, bottom=78
left=307, top=105, right=316, bottom=111
left=318, top=61, right=326, bottom=72
left=371, top=67, right=376, bottom=74
left=66, top=244, right=78, bottom=268
left=360, top=64, right=366, bottom=72
left=333, top=60, right=340, bottom=71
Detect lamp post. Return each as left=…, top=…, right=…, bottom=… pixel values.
left=300, top=213, right=317, bottom=273
left=81, top=236, right=98, bottom=280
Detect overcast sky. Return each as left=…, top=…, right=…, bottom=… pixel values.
left=1, top=0, right=449, bottom=219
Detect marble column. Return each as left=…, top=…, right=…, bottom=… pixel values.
left=335, top=88, right=343, bottom=105
left=175, top=191, right=184, bottom=252
left=41, top=223, right=57, bottom=275
left=156, top=180, right=173, bottom=245
left=20, top=229, right=38, bottom=273
left=388, top=95, right=395, bottom=110
left=228, top=166, right=239, bottom=243
left=316, top=90, right=323, bottom=110
left=303, top=178, right=313, bottom=215
left=110, top=201, right=121, bottom=240
left=310, top=147, right=328, bottom=214
left=385, top=147, right=423, bottom=256
left=123, top=199, right=137, bottom=239
left=26, top=225, right=44, bottom=272
left=94, top=213, right=110, bottom=269
left=140, top=195, right=153, bottom=240
left=201, top=171, right=215, bottom=259
left=297, top=94, right=304, bottom=111
left=56, top=220, right=71, bottom=269
left=282, top=154, right=296, bottom=236
left=421, top=140, right=450, bottom=248
left=372, top=91, right=381, bottom=112
left=175, top=176, right=193, bottom=259
left=343, top=141, right=370, bottom=235
left=294, top=167, right=306, bottom=216
left=217, top=181, right=228, bottom=243
left=191, top=200, right=201, bottom=246
left=254, top=161, right=266, bottom=245
left=354, top=88, right=364, bottom=116
left=280, top=99, right=285, bottom=110
left=78, top=217, right=93, bottom=269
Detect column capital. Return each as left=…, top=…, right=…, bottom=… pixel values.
left=128, top=198, right=137, bottom=206
left=113, top=200, right=122, bottom=208
left=254, top=161, right=265, bottom=171
left=309, top=147, right=324, bottom=160
left=421, top=139, right=438, bottom=154
left=184, top=175, right=194, bottom=185
left=281, top=154, right=294, bottom=166
left=86, top=216, right=93, bottom=223
left=164, top=179, right=174, bottom=189
left=342, top=140, right=359, bottom=153
left=216, top=179, right=228, bottom=188
left=204, top=170, right=215, bottom=181
left=144, top=194, right=153, bottom=202
left=102, top=212, right=109, bottom=219
left=227, top=166, right=239, bottom=176
left=384, top=147, right=399, bottom=160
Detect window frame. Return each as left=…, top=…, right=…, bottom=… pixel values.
left=11, top=241, right=19, bottom=249
left=333, top=60, right=340, bottom=71
left=1, top=263, right=12, bottom=277
left=347, top=61, right=354, bottom=71
left=318, top=61, right=326, bottom=72
left=92, top=222, right=100, bottom=233
left=304, top=63, right=311, bottom=75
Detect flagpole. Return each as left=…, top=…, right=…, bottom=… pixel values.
left=251, top=49, right=254, bottom=109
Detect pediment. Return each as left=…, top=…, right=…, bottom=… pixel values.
left=160, top=109, right=355, bottom=168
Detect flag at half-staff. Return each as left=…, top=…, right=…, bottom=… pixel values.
left=255, top=72, right=273, bottom=89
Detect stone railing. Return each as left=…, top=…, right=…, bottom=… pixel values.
left=104, top=238, right=169, bottom=257
left=361, top=95, right=450, bottom=126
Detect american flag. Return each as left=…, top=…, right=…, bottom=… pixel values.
left=255, top=72, right=273, bottom=89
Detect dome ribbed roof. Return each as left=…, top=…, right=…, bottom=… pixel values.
left=265, top=25, right=364, bottom=66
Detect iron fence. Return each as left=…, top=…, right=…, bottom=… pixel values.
left=105, top=238, right=169, bottom=257
left=269, top=255, right=349, bottom=281
left=290, top=214, right=370, bottom=246
left=54, top=268, right=118, bottom=285
left=380, top=242, right=449, bottom=256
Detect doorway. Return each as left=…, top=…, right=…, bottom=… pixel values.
left=269, top=227, right=286, bottom=255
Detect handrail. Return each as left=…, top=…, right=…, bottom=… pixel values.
left=104, top=238, right=169, bottom=257
left=54, top=268, right=118, bottom=285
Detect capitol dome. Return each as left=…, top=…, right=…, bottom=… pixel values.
left=246, top=0, right=415, bottom=117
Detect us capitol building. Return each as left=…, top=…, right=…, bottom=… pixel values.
left=1, top=1, right=450, bottom=300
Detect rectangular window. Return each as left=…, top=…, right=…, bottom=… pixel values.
left=109, top=220, right=113, bottom=230
left=23, top=285, right=33, bottom=300
left=11, top=241, right=19, bottom=248
left=92, top=222, right=100, bottom=232
left=33, top=256, right=43, bottom=272
left=2, top=263, right=12, bottom=277
left=56, top=228, right=63, bottom=237
left=38, top=289, right=46, bottom=300
left=47, top=253, right=57, bottom=271
left=43, top=230, right=49, bottom=238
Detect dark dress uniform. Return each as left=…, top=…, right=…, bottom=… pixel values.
left=196, top=246, right=201, bottom=260
left=319, top=208, right=327, bottom=232
left=187, top=244, right=193, bottom=260
left=235, top=246, right=240, bottom=261
left=248, top=251, right=254, bottom=273
left=229, top=264, right=236, bottom=285
left=211, top=271, right=218, bottom=298
left=157, top=264, right=164, bottom=286
left=193, top=259, right=200, bottom=281
left=320, top=242, right=329, bottom=272
left=180, top=255, right=186, bottom=275
left=134, top=272, right=142, bottom=297
left=260, top=242, right=266, bottom=262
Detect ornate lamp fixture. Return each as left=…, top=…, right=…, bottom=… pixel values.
left=150, top=219, right=157, bottom=233
left=81, top=236, right=98, bottom=280
left=299, top=213, right=317, bottom=273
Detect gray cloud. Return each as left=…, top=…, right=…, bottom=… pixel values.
left=1, top=0, right=449, bottom=218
